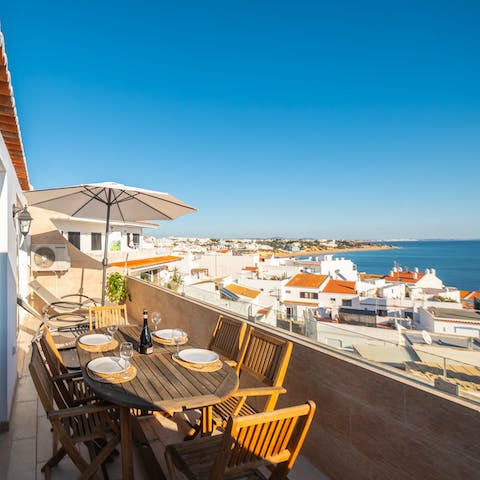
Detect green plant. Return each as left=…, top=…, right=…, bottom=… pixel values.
left=105, top=272, right=131, bottom=304
left=167, top=267, right=184, bottom=291
left=110, top=240, right=121, bottom=252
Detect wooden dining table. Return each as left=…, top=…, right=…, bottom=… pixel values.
left=76, top=325, right=239, bottom=480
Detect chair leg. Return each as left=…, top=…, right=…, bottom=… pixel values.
left=183, top=420, right=201, bottom=441
left=164, top=448, right=178, bottom=480
left=200, top=406, right=214, bottom=437
left=86, top=441, right=110, bottom=480
left=41, top=446, right=67, bottom=471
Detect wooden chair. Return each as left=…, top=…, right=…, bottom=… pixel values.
left=37, top=327, right=96, bottom=408
left=29, top=342, right=120, bottom=479
left=166, top=401, right=316, bottom=480
left=207, top=315, right=247, bottom=366
left=88, top=304, right=128, bottom=330
left=193, top=327, right=293, bottom=436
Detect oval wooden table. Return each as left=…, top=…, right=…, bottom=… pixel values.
left=76, top=326, right=239, bottom=480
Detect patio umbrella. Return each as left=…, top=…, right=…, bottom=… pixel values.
left=24, top=182, right=196, bottom=305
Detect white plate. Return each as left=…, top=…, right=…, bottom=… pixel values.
left=178, top=348, right=219, bottom=365
left=79, top=334, right=111, bottom=346
left=153, top=329, right=186, bottom=340
left=87, top=356, right=126, bottom=375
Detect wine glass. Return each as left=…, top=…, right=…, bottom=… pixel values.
left=119, top=342, right=134, bottom=378
left=172, top=329, right=184, bottom=358
left=152, top=311, right=161, bottom=333
left=107, top=320, right=118, bottom=341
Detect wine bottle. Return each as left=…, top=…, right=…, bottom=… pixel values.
left=139, top=309, right=153, bottom=354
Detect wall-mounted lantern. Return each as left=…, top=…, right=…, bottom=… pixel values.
left=12, top=204, right=33, bottom=236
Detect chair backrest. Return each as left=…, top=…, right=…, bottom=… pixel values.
left=88, top=304, right=128, bottom=330
left=37, top=327, right=78, bottom=410
left=238, top=328, right=292, bottom=384
left=208, top=315, right=247, bottom=362
left=210, top=401, right=316, bottom=480
left=39, top=326, right=68, bottom=374
left=29, top=342, right=55, bottom=414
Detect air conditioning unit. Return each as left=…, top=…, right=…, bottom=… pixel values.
left=31, top=244, right=71, bottom=272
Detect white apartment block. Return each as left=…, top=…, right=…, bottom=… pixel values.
left=51, top=216, right=155, bottom=254
left=417, top=307, right=480, bottom=338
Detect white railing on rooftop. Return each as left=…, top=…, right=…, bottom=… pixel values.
left=134, top=274, right=480, bottom=406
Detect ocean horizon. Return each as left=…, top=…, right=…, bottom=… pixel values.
left=305, top=240, right=480, bottom=292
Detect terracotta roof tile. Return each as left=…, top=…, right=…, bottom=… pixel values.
left=109, top=255, right=182, bottom=268
left=283, top=300, right=318, bottom=306
left=322, top=280, right=357, bottom=294
left=465, top=291, right=480, bottom=300
left=225, top=283, right=261, bottom=299
left=0, top=33, right=30, bottom=190
left=285, top=273, right=328, bottom=289
left=384, top=271, right=425, bottom=283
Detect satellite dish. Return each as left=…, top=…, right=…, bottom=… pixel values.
left=422, top=330, right=432, bottom=345
left=33, top=247, right=55, bottom=268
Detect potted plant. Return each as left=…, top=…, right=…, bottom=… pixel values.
left=168, top=267, right=184, bottom=291
left=105, top=272, right=131, bottom=304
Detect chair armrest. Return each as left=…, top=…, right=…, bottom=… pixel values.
left=52, top=371, right=83, bottom=382
left=224, top=360, right=237, bottom=368
left=48, top=404, right=116, bottom=420
left=232, top=385, right=286, bottom=398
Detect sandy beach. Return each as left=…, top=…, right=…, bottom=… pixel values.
left=259, top=244, right=399, bottom=259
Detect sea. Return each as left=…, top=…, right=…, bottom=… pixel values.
left=304, top=240, right=480, bottom=292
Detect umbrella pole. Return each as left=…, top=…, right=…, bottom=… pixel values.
left=101, top=193, right=112, bottom=305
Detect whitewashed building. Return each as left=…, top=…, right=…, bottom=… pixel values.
left=418, top=307, right=480, bottom=338
left=50, top=216, right=156, bottom=254
left=0, top=32, right=31, bottom=428
left=298, top=255, right=358, bottom=281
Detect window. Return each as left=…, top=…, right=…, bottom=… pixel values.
left=91, top=232, right=102, bottom=251
left=330, top=297, right=336, bottom=303
left=342, top=299, right=352, bottom=307
left=128, top=232, right=140, bottom=248
left=300, top=291, right=318, bottom=299
left=68, top=231, right=80, bottom=249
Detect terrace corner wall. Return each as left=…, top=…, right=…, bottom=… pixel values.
left=127, top=277, right=480, bottom=480
left=0, top=135, right=26, bottom=428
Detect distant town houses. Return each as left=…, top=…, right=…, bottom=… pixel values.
left=36, top=221, right=479, bottom=339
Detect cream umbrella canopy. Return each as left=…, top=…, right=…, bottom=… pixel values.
left=24, top=182, right=196, bottom=305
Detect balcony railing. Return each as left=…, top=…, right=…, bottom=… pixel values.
left=133, top=275, right=480, bottom=407
left=126, top=276, right=480, bottom=480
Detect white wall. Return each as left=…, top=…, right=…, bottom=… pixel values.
left=416, top=270, right=444, bottom=289
left=197, top=253, right=259, bottom=278
left=51, top=218, right=144, bottom=253
left=417, top=307, right=436, bottom=332
left=0, top=134, right=27, bottom=425
left=316, top=255, right=358, bottom=281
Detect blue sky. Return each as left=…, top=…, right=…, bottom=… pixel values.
left=2, top=1, right=479, bottom=239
